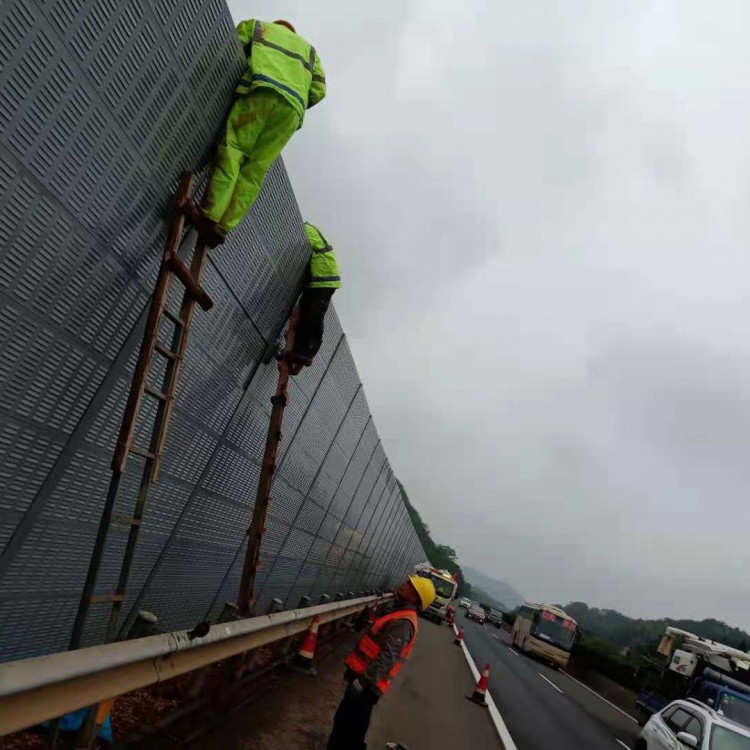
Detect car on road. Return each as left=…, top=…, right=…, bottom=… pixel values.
left=635, top=698, right=750, bottom=749
left=486, top=608, right=504, bottom=628
left=458, top=597, right=472, bottom=609
left=465, top=605, right=486, bottom=624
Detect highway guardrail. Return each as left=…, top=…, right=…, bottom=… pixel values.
left=0, top=592, right=388, bottom=737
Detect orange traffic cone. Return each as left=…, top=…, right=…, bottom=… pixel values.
left=287, top=614, right=320, bottom=676
left=453, top=627, right=464, bottom=646
left=467, top=663, right=490, bottom=706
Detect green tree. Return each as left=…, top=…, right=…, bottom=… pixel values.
left=564, top=602, right=750, bottom=657
left=399, top=480, right=471, bottom=597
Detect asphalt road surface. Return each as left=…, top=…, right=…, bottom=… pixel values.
left=461, top=617, right=640, bottom=750
left=369, top=618, right=499, bottom=749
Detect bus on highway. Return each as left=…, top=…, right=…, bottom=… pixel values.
left=511, top=602, right=578, bottom=668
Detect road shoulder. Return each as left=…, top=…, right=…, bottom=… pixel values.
left=368, top=620, right=501, bottom=749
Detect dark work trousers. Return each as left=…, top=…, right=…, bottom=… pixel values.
left=293, top=287, right=335, bottom=361
left=326, top=682, right=379, bottom=750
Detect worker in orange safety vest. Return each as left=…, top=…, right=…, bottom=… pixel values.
left=326, top=576, right=436, bottom=750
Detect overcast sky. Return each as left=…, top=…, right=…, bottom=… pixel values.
left=228, top=0, right=750, bottom=629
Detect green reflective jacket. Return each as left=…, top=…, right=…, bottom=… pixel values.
left=305, top=223, right=342, bottom=290
left=235, top=20, right=326, bottom=125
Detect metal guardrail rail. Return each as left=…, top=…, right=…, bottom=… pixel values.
left=0, top=593, right=388, bottom=737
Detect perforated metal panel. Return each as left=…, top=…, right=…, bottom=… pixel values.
left=0, top=0, right=427, bottom=661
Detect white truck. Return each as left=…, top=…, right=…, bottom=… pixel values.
left=414, top=563, right=458, bottom=624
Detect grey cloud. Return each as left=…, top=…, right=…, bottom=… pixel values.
left=228, top=1, right=750, bottom=629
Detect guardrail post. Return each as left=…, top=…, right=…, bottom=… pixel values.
left=331, top=593, right=346, bottom=632
left=343, top=593, right=358, bottom=629
left=315, top=595, right=331, bottom=641
left=218, top=602, right=241, bottom=623
left=266, top=598, right=283, bottom=615
left=127, top=610, right=159, bottom=639
left=353, top=606, right=369, bottom=632
left=297, top=594, right=311, bottom=609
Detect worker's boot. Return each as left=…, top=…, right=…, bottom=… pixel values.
left=290, top=288, right=335, bottom=369
left=179, top=198, right=226, bottom=249
left=199, top=217, right=227, bottom=249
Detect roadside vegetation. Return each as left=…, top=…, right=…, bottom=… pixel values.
left=564, top=602, right=750, bottom=655
left=564, top=602, right=750, bottom=689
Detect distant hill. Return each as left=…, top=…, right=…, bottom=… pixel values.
left=462, top=566, right=525, bottom=610
left=565, top=601, right=750, bottom=657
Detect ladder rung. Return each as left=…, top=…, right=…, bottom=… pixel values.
left=144, top=383, right=170, bottom=402
left=129, top=445, right=157, bottom=460
left=162, top=308, right=185, bottom=328
left=155, top=342, right=179, bottom=360
left=89, top=593, right=126, bottom=604
left=166, top=253, right=214, bottom=311
left=112, top=515, right=142, bottom=528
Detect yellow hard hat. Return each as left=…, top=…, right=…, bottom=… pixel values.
left=408, top=575, right=436, bottom=610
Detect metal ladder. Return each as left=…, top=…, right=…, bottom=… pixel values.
left=69, top=171, right=214, bottom=650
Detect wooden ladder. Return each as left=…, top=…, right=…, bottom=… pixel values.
left=70, top=172, right=213, bottom=649
left=236, top=307, right=300, bottom=617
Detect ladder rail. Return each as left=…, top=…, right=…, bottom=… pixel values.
left=102, top=241, right=211, bottom=638
left=69, top=172, right=214, bottom=651
left=110, top=173, right=194, bottom=474
left=152, top=240, right=210, bottom=482
left=69, top=471, right=123, bottom=650
left=104, top=454, right=154, bottom=642
left=236, top=307, right=300, bottom=617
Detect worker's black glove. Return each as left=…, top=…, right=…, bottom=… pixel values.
left=347, top=678, right=381, bottom=705
left=347, top=678, right=365, bottom=698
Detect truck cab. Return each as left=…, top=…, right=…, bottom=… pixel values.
left=688, top=671, right=750, bottom=727
left=413, top=564, right=458, bottom=624
left=636, top=628, right=750, bottom=727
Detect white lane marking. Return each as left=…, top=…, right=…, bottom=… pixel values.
left=492, top=634, right=499, bottom=640
left=561, top=670, right=639, bottom=724
left=538, top=672, right=564, bottom=693
left=453, top=623, right=519, bottom=750
left=506, top=646, right=520, bottom=657
left=615, top=740, right=630, bottom=749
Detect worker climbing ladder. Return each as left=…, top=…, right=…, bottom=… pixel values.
left=69, top=172, right=214, bottom=650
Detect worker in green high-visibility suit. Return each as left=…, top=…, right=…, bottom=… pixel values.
left=198, top=19, right=326, bottom=246
left=288, top=222, right=342, bottom=374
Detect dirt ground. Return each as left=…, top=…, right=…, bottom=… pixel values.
left=192, top=635, right=356, bottom=750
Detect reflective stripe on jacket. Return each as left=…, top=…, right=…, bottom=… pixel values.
left=305, top=222, right=342, bottom=290
left=344, top=608, right=418, bottom=695
left=235, top=19, right=326, bottom=125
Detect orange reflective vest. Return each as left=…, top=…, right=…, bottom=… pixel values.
left=344, top=608, right=418, bottom=694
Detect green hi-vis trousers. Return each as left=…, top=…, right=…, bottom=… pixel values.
left=201, top=89, right=299, bottom=232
